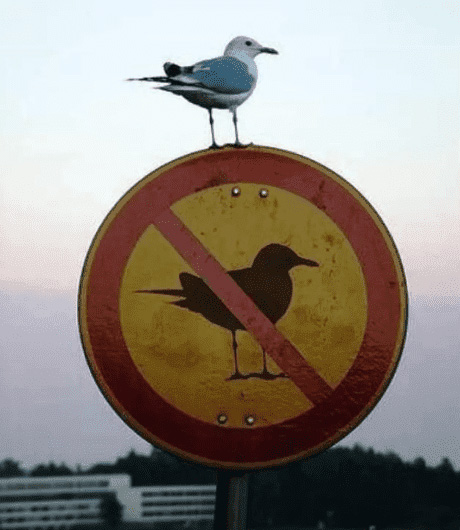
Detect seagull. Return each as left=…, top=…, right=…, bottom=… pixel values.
left=135, top=244, right=319, bottom=380
left=127, top=36, right=278, bottom=148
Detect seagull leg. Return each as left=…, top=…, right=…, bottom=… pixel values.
left=230, top=108, right=252, bottom=148
left=208, top=109, right=219, bottom=149
left=231, top=109, right=242, bottom=147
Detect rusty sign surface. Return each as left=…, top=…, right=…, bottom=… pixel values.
left=78, top=146, right=407, bottom=469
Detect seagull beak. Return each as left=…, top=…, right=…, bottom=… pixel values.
left=260, top=46, right=278, bottom=55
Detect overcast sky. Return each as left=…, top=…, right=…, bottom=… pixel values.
left=1, top=1, right=459, bottom=470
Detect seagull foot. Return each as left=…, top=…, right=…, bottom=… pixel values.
left=227, top=371, right=289, bottom=381
left=258, top=369, right=289, bottom=381
left=227, top=371, right=247, bottom=381
left=209, top=142, right=221, bottom=149
left=231, top=142, right=253, bottom=149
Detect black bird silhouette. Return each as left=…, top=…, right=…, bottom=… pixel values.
left=136, top=244, right=319, bottom=380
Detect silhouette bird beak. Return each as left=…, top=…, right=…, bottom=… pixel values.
left=299, top=258, right=319, bottom=267
left=260, top=47, right=278, bottom=55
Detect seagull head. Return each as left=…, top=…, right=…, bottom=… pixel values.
left=224, top=36, right=278, bottom=60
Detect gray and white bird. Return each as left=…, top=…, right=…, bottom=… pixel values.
left=127, top=36, right=278, bottom=148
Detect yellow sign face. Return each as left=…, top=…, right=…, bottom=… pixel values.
left=120, top=183, right=367, bottom=428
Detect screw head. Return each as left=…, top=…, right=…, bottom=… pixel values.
left=231, top=187, right=241, bottom=197
left=245, top=415, right=255, bottom=426
left=259, top=189, right=269, bottom=198
left=217, top=414, right=228, bottom=425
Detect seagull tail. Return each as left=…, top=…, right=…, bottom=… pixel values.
left=157, top=84, right=214, bottom=95
left=163, top=62, right=181, bottom=76
left=126, top=76, right=170, bottom=82
left=164, top=62, right=195, bottom=77
left=156, top=84, right=194, bottom=93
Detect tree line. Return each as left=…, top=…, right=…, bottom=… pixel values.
left=1, top=445, right=459, bottom=529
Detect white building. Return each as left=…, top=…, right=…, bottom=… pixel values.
left=0, top=474, right=216, bottom=529
left=118, top=484, right=216, bottom=524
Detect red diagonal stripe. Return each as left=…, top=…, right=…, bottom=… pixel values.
left=153, top=208, right=334, bottom=405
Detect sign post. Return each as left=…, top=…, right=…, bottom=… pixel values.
left=213, top=472, right=249, bottom=530
left=79, top=146, right=407, bottom=526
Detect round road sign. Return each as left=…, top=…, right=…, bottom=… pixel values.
left=78, top=146, right=407, bottom=470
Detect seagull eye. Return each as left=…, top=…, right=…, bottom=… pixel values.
left=245, top=41, right=252, bottom=46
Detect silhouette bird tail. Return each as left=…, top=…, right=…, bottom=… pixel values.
left=135, top=289, right=184, bottom=296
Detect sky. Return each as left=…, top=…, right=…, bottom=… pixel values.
left=1, top=1, right=459, bottom=470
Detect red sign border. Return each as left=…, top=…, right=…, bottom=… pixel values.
left=78, top=146, right=408, bottom=470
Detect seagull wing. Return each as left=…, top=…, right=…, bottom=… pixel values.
left=171, top=56, right=255, bottom=95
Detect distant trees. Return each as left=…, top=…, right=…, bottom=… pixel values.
left=29, top=462, right=73, bottom=476
left=248, top=445, right=460, bottom=529
left=0, top=459, right=73, bottom=478
left=0, top=459, right=25, bottom=477
left=1, top=446, right=459, bottom=529
left=87, top=448, right=216, bottom=487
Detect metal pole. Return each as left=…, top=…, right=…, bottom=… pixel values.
left=213, top=471, right=249, bottom=530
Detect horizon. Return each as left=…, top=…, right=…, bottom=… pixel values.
left=0, top=441, right=457, bottom=475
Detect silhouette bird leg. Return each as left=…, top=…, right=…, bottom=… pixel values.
left=208, top=109, right=219, bottom=149
left=227, top=330, right=245, bottom=380
left=260, top=349, right=288, bottom=380
left=262, top=349, right=269, bottom=374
